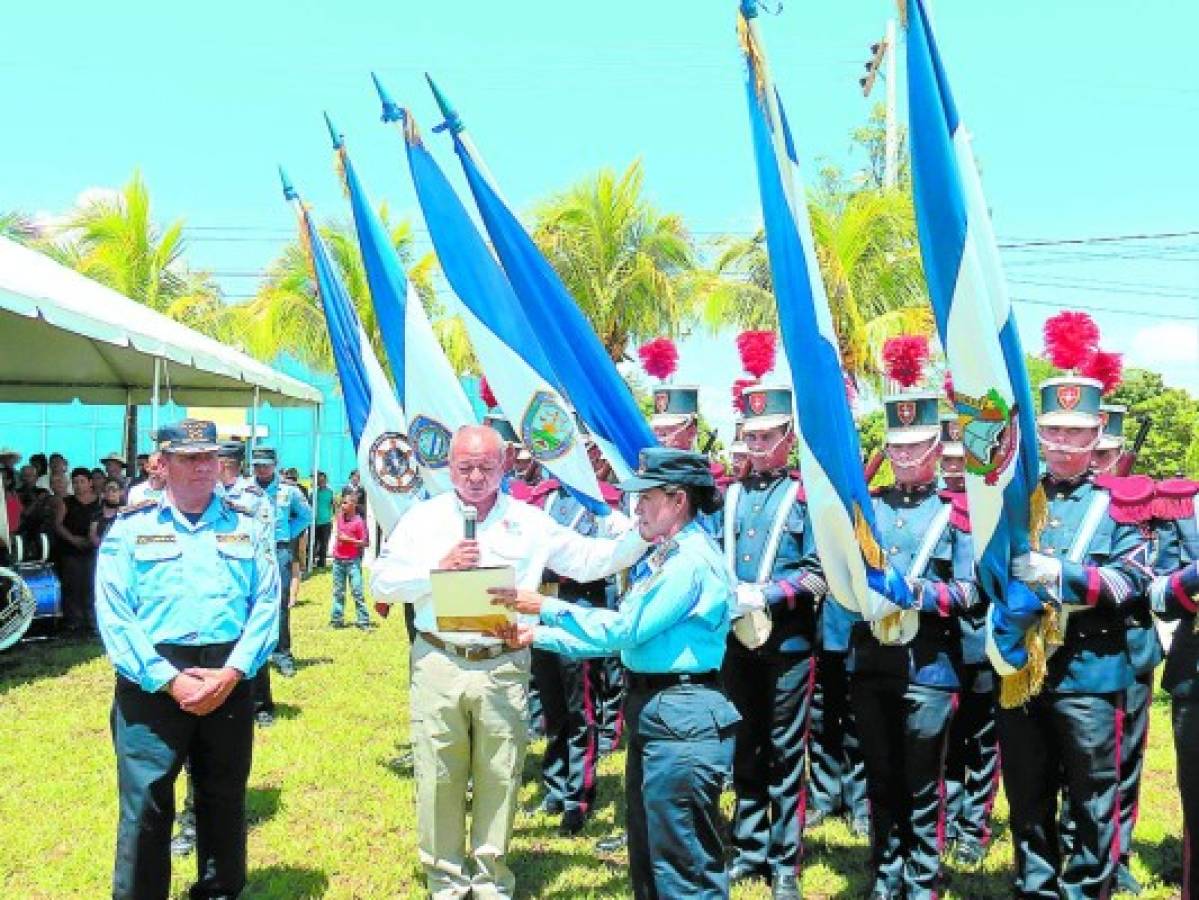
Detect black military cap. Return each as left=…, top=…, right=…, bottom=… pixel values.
left=251, top=446, right=277, bottom=464
left=618, top=447, right=715, bottom=492
left=218, top=441, right=245, bottom=461
left=154, top=419, right=220, bottom=454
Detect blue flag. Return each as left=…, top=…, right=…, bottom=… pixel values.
left=423, top=76, right=655, bottom=481
left=737, top=1, right=911, bottom=631
left=905, top=0, right=1048, bottom=704
left=372, top=84, right=606, bottom=512
left=325, top=113, right=473, bottom=497
left=280, top=169, right=417, bottom=535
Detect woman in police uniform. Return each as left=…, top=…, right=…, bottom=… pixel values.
left=491, top=448, right=740, bottom=900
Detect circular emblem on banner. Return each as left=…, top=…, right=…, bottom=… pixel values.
left=955, top=389, right=1019, bottom=486
left=521, top=391, right=576, bottom=462
left=748, top=391, right=768, bottom=415
left=653, top=391, right=670, bottom=414
left=896, top=400, right=917, bottom=427
left=1056, top=384, right=1082, bottom=411
left=368, top=432, right=421, bottom=494
left=945, top=418, right=964, bottom=442
left=408, top=414, right=452, bottom=470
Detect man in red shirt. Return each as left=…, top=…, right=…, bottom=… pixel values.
left=328, top=488, right=370, bottom=630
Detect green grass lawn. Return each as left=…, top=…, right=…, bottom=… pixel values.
left=0, top=572, right=1185, bottom=898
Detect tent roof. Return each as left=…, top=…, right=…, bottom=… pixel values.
left=0, top=236, right=322, bottom=407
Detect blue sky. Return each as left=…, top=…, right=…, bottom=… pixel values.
left=4, top=0, right=1196, bottom=435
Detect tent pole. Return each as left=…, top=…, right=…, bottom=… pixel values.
left=249, top=387, right=260, bottom=458
left=151, top=357, right=161, bottom=437
left=123, top=389, right=137, bottom=472
left=308, top=403, right=321, bottom=575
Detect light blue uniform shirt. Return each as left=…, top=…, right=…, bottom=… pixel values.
left=256, top=474, right=312, bottom=545
left=536, top=521, right=734, bottom=674
left=95, top=492, right=281, bottom=692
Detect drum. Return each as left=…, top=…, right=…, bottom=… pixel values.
left=18, top=562, right=62, bottom=619
left=0, top=566, right=37, bottom=651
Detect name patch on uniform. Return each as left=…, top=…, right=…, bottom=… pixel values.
left=216, top=533, right=251, bottom=544
left=135, top=534, right=177, bottom=545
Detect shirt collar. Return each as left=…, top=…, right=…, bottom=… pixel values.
left=159, top=491, right=227, bottom=532
left=453, top=491, right=509, bottom=527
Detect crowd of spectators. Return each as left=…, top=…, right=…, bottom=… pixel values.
left=0, top=446, right=367, bottom=638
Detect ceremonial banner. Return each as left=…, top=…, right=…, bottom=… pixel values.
left=905, top=0, right=1047, bottom=703
left=281, top=170, right=416, bottom=536
left=372, top=81, right=606, bottom=511
left=737, top=1, right=910, bottom=625
left=423, top=76, right=654, bottom=481
left=326, top=114, right=473, bottom=497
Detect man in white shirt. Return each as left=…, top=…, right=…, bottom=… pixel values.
left=370, top=425, right=647, bottom=900
left=126, top=452, right=166, bottom=506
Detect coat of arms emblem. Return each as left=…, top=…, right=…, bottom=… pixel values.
left=368, top=432, right=421, bottom=494
left=1056, top=384, right=1082, bottom=411
left=521, top=391, right=575, bottom=462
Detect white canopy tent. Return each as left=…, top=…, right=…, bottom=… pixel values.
left=0, top=236, right=325, bottom=563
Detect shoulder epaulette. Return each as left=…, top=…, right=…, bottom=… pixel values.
left=221, top=497, right=255, bottom=518
left=243, top=484, right=264, bottom=496
left=1095, top=474, right=1156, bottom=525
left=117, top=499, right=158, bottom=518
left=1154, top=477, right=1199, bottom=522
left=938, top=489, right=972, bottom=533
left=599, top=481, right=623, bottom=506
left=787, top=471, right=808, bottom=504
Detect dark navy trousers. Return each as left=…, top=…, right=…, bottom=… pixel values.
left=944, top=665, right=1000, bottom=852
left=1173, top=696, right=1199, bottom=900
left=724, top=647, right=815, bottom=877
left=110, top=644, right=254, bottom=900
left=530, top=647, right=598, bottom=813
left=625, top=681, right=739, bottom=900
left=808, top=649, right=868, bottom=823
left=997, top=691, right=1121, bottom=900
left=852, top=676, right=957, bottom=900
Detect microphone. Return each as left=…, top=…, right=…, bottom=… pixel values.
left=463, top=505, right=478, bottom=541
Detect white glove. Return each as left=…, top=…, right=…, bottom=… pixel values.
left=1012, top=552, right=1062, bottom=587
left=734, top=583, right=767, bottom=618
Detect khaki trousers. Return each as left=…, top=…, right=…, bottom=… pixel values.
left=410, top=636, right=530, bottom=899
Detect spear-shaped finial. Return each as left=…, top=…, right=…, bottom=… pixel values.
left=371, top=72, right=405, bottom=124
left=323, top=111, right=344, bottom=150
left=740, top=0, right=759, bottom=20
left=279, top=166, right=298, bottom=202
left=425, top=73, right=464, bottom=134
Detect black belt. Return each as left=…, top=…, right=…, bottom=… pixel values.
left=626, top=670, right=721, bottom=692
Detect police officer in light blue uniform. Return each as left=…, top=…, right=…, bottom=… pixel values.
left=491, top=448, right=740, bottom=900
left=250, top=446, right=312, bottom=679
left=719, top=385, right=826, bottom=900
left=95, top=419, right=280, bottom=900
left=1001, top=375, right=1154, bottom=900
left=851, top=389, right=979, bottom=900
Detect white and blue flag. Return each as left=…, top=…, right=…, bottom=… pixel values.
left=373, top=86, right=606, bottom=512
left=737, top=1, right=911, bottom=627
left=326, top=113, right=473, bottom=497
left=281, top=169, right=416, bottom=536
left=422, top=75, right=655, bottom=481
left=905, top=0, right=1046, bottom=699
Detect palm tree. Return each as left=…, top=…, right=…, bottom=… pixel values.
left=0, top=211, right=38, bottom=244
left=531, top=160, right=700, bottom=361
left=703, top=186, right=933, bottom=392
left=238, top=208, right=458, bottom=374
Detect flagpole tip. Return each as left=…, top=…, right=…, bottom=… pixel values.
left=371, top=72, right=405, bottom=124
left=739, top=0, right=759, bottom=20
left=278, top=166, right=298, bottom=202
left=425, top=73, right=464, bottom=135
left=323, top=111, right=344, bottom=150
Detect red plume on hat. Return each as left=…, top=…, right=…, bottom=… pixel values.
left=882, top=335, right=930, bottom=389
left=731, top=377, right=757, bottom=413
left=479, top=376, right=497, bottom=410
left=844, top=372, right=859, bottom=408
left=638, top=337, right=678, bottom=380
left=942, top=369, right=956, bottom=400
left=1043, top=311, right=1100, bottom=371
left=735, top=330, right=777, bottom=379
left=1081, top=349, right=1123, bottom=395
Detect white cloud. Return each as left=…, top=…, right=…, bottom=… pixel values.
left=1129, top=322, right=1199, bottom=366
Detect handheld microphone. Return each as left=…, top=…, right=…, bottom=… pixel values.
left=463, top=505, right=478, bottom=541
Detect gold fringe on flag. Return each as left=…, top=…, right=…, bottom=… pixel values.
left=402, top=109, right=422, bottom=147
left=853, top=502, right=886, bottom=570
left=334, top=147, right=349, bottom=199
left=736, top=12, right=769, bottom=107
left=998, top=603, right=1060, bottom=709
left=1028, top=483, right=1049, bottom=550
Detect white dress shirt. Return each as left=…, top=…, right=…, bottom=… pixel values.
left=370, top=491, right=648, bottom=647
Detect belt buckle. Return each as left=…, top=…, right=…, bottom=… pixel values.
left=464, top=645, right=490, bottom=662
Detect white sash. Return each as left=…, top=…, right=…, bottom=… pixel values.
left=723, top=479, right=801, bottom=584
